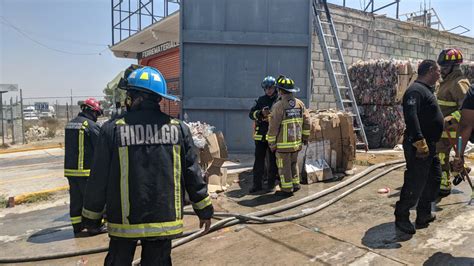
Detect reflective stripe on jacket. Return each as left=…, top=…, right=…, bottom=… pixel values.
left=82, top=109, right=213, bottom=239
left=266, top=94, right=310, bottom=152
left=64, top=113, right=100, bottom=177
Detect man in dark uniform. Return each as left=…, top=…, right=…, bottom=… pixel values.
left=248, top=76, right=279, bottom=193
left=394, top=60, right=443, bottom=234
left=82, top=66, right=213, bottom=265
left=64, top=98, right=103, bottom=235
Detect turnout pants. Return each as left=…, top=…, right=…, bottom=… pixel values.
left=105, top=238, right=172, bottom=266
left=276, top=152, right=300, bottom=193
left=394, top=140, right=441, bottom=221
left=67, top=177, right=88, bottom=233
left=436, top=138, right=454, bottom=192
left=252, top=141, right=278, bottom=188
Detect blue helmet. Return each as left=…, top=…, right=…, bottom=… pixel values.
left=126, top=66, right=179, bottom=101
left=261, top=76, right=276, bottom=89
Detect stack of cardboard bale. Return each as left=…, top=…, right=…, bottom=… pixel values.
left=348, top=59, right=418, bottom=148
left=186, top=121, right=228, bottom=192
left=300, top=109, right=356, bottom=183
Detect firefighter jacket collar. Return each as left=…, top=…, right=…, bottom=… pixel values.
left=78, top=111, right=97, bottom=122
left=441, top=68, right=464, bottom=83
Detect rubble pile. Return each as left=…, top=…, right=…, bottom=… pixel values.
left=349, top=59, right=416, bottom=148
left=185, top=121, right=215, bottom=149
left=25, top=126, right=50, bottom=141
left=461, top=62, right=474, bottom=84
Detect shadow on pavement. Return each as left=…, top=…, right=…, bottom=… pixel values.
left=361, top=222, right=412, bottom=249
left=225, top=172, right=252, bottom=199
left=423, top=252, right=474, bottom=266
left=27, top=224, right=75, bottom=244
left=237, top=193, right=288, bottom=207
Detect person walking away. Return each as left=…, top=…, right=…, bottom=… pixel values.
left=64, top=98, right=104, bottom=236
left=82, top=66, right=213, bottom=265
left=394, top=60, right=443, bottom=234
left=248, top=76, right=279, bottom=193
left=267, top=75, right=310, bottom=197
left=435, top=48, right=470, bottom=197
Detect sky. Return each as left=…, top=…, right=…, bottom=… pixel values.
left=1, top=0, right=473, bottom=105
left=327, top=0, right=474, bottom=36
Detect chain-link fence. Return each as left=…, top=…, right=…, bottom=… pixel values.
left=0, top=94, right=111, bottom=146
left=0, top=95, right=24, bottom=146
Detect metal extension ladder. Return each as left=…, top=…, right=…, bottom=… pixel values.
left=312, top=0, right=369, bottom=150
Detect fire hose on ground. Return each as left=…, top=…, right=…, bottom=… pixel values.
left=0, top=160, right=406, bottom=263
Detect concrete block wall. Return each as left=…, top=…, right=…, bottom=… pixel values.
left=310, top=4, right=474, bottom=110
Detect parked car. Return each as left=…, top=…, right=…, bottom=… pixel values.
left=23, top=106, right=39, bottom=120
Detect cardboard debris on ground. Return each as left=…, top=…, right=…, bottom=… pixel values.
left=186, top=121, right=229, bottom=192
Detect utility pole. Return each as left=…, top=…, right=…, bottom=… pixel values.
left=20, top=89, right=25, bottom=144
left=70, top=89, right=73, bottom=120
left=0, top=93, right=4, bottom=146
left=10, top=97, right=15, bottom=144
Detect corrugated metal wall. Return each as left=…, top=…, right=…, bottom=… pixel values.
left=180, top=0, right=312, bottom=152
left=141, top=47, right=181, bottom=118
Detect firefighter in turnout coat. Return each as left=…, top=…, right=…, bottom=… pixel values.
left=248, top=76, right=279, bottom=193
left=64, top=98, right=103, bottom=235
left=267, top=75, right=310, bottom=196
left=435, top=48, right=470, bottom=197
left=82, top=66, right=213, bottom=265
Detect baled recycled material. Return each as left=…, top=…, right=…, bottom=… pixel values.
left=64, top=112, right=100, bottom=177
left=359, top=105, right=405, bottom=148
left=266, top=94, right=310, bottom=153
left=82, top=109, right=213, bottom=240
left=461, top=62, right=474, bottom=84
left=348, top=59, right=418, bottom=105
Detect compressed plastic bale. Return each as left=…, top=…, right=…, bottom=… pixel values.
left=359, top=105, right=405, bottom=148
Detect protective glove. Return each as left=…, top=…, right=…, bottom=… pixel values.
left=412, top=139, right=429, bottom=159
left=262, top=107, right=270, bottom=117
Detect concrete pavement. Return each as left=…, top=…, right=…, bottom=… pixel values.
left=0, top=148, right=67, bottom=198
left=0, top=153, right=473, bottom=265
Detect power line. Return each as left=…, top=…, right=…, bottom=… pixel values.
left=0, top=17, right=109, bottom=56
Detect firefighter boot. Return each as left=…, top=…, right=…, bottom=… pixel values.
left=395, top=218, right=415, bottom=235
left=415, top=213, right=436, bottom=229
left=249, top=185, right=263, bottom=194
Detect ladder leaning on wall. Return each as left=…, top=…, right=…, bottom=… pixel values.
left=312, top=0, right=369, bottom=150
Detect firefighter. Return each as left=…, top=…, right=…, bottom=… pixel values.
left=82, top=66, right=213, bottom=265
left=248, top=76, right=279, bottom=193
left=267, top=75, right=310, bottom=196
left=394, top=60, right=443, bottom=234
left=64, top=97, right=104, bottom=235
left=452, top=84, right=474, bottom=174
left=436, top=48, right=470, bottom=197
